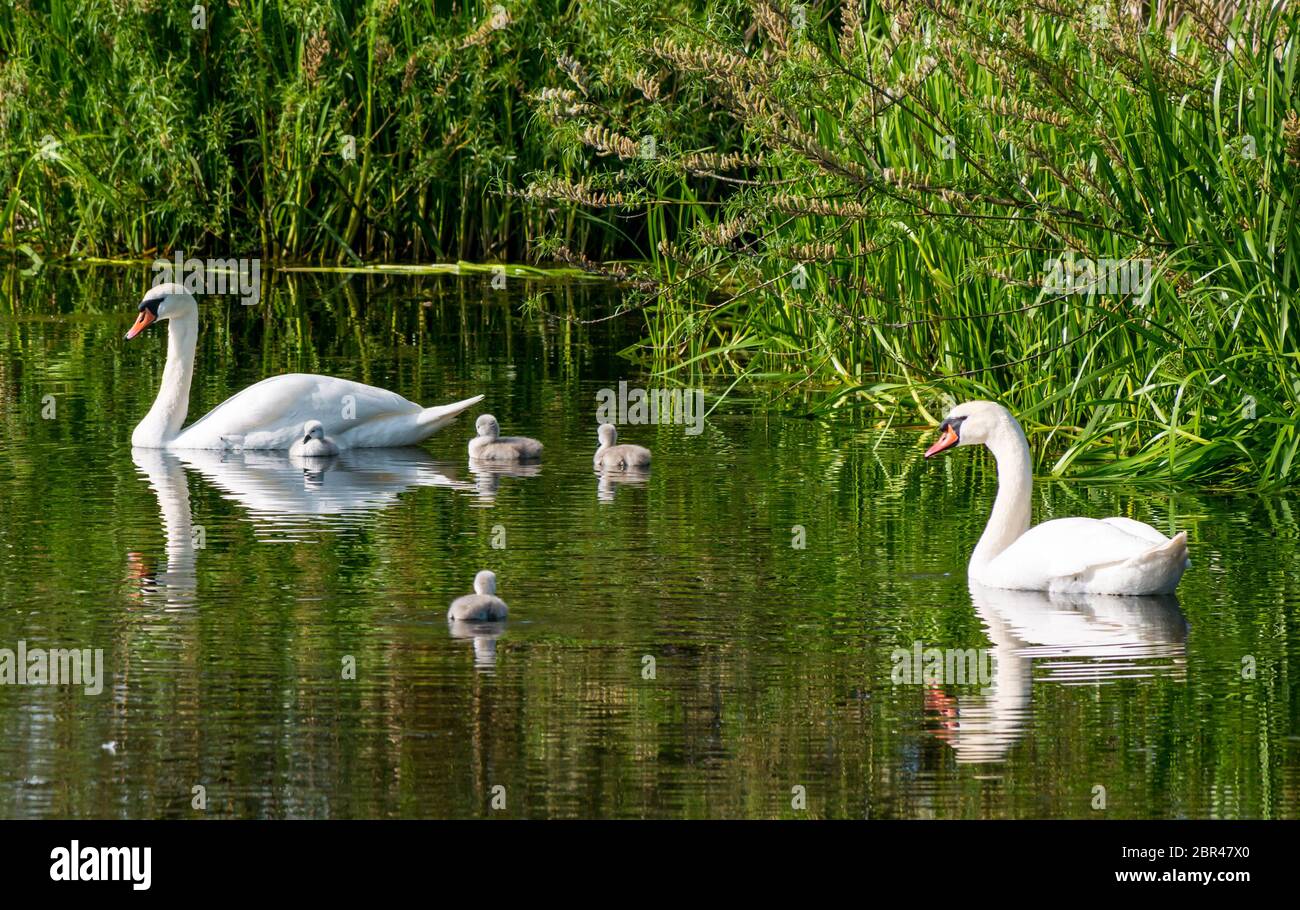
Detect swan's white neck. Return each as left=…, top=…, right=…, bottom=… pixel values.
left=969, top=417, right=1033, bottom=577
left=132, top=314, right=198, bottom=447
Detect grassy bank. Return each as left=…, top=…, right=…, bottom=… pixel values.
left=529, top=0, right=1300, bottom=485
left=4, top=0, right=1300, bottom=485
left=0, top=0, right=643, bottom=263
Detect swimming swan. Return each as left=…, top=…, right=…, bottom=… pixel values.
left=447, top=570, right=509, bottom=621
left=126, top=283, right=483, bottom=449
left=467, top=414, right=543, bottom=461
left=593, top=423, right=651, bottom=470
left=924, top=400, right=1189, bottom=595
left=289, top=420, right=340, bottom=458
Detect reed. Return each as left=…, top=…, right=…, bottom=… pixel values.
left=526, top=0, right=1300, bottom=486
left=0, top=0, right=628, bottom=263
left=6, top=0, right=1299, bottom=485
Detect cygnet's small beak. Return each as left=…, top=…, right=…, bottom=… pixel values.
left=303, top=434, right=312, bottom=444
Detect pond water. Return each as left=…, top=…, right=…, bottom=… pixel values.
left=0, top=268, right=1297, bottom=819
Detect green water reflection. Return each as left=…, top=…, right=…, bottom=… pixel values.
left=0, top=268, right=1296, bottom=818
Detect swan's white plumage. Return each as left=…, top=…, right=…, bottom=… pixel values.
left=1099, top=515, right=1172, bottom=546
left=979, top=519, right=1189, bottom=595
left=171, top=373, right=479, bottom=450
left=128, top=284, right=481, bottom=450
left=927, top=400, right=1189, bottom=596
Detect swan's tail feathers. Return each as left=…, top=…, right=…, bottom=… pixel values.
left=1123, top=531, right=1190, bottom=594
left=416, top=395, right=485, bottom=433
left=1160, top=531, right=1190, bottom=568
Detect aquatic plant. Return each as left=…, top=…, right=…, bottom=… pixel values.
left=6, top=0, right=1299, bottom=485
left=526, top=0, right=1300, bottom=485
left=0, top=0, right=626, bottom=263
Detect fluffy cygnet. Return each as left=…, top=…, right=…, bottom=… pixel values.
left=468, top=414, right=543, bottom=462
left=593, top=423, right=651, bottom=470
left=289, top=420, right=340, bottom=457
left=447, top=570, right=509, bottom=621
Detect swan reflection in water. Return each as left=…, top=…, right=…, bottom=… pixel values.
left=596, top=466, right=650, bottom=502
left=128, top=448, right=201, bottom=607
left=128, top=446, right=474, bottom=605
left=447, top=619, right=506, bottom=670
left=177, top=447, right=473, bottom=537
left=925, top=583, right=1188, bottom=764
left=467, top=458, right=542, bottom=503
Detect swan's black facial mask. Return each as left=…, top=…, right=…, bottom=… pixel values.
left=924, top=415, right=966, bottom=458
left=125, top=299, right=160, bottom=340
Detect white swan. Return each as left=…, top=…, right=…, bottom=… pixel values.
left=593, top=423, right=651, bottom=469
left=126, top=283, right=483, bottom=449
left=289, top=420, right=340, bottom=458
left=447, top=570, right=509, bottom=621
left=924, top=401, right=1190, bottom=595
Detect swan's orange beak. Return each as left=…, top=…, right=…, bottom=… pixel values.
left=125, top=309, right=156, bottom=340
left=925, top=425, right=960, bottom=458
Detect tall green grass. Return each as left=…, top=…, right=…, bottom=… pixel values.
left=0, top=0, right=634, bottom=263
left=527, top=0, right=1300, bottom=485
left=6, top=0, right=1300, bottom=485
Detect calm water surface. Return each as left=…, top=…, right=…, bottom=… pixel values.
left=1, top=269, right=1297, bottom=818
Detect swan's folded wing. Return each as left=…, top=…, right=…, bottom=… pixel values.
left=172, top=374, right=422, bottom=449
left=1099, top=516, right=1171, bottom=546
left=983, top=517, right=1172, bottom=590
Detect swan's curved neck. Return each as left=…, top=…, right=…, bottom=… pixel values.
left=133, top=314, right=198, bottom=446
left=970, top=419, right=1033, bottom=576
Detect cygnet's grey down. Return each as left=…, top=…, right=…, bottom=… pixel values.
left=447, top=570, right=509, bottom=621
left=289, top=420, right=340, bottom=457
left=593, top=423, right=651, bottom=470
left=468, top=414, right=543, bottom=462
